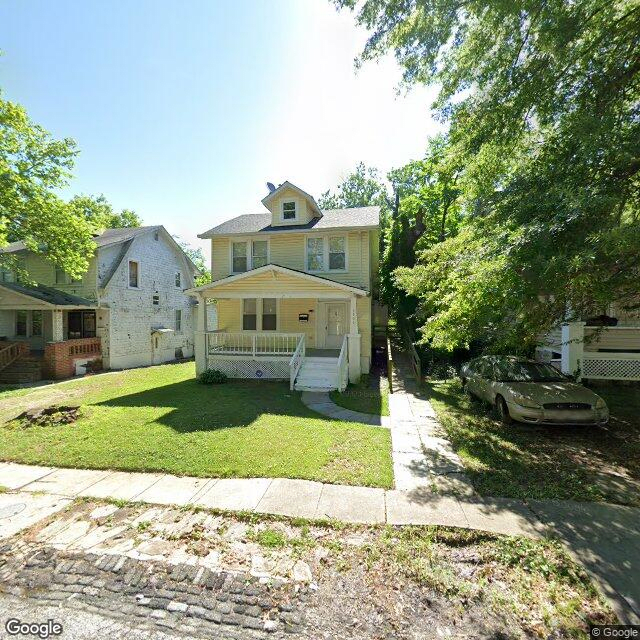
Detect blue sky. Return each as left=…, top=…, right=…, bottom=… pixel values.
left=0, top=0, right=441, bottom=258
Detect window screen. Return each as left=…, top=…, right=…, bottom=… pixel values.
left=282, top=201, right=296, bottom=220
left=328, top=236, right=346, bottom=270
left=262, top=298, right=277, bottom=331
left=129, top=261, right=139, bottom=287
left=306, top=238, right=324, bottom=271
left=232, top=242, right=247, bottom=272
left=243, top=298, right=257, bottom=330
left=252, top=241, right=268, bottom=268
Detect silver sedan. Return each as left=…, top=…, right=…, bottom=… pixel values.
left=460, top=356, right=609, bottom=426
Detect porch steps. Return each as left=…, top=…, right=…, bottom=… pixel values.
left=294, top=357, right=339, bottom=392
left=0, top=355, right=43, bottom=384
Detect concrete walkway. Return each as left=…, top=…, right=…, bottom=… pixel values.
left=387, top=347, right=473, bottom=495
left=300, top=391, right=391, bottom=427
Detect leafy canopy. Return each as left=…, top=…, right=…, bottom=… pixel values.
left=1, top=92, right=94, bottom=278
left=337, top=0, right=640, bottom=350
left=1, top=92, right=142, bottom=279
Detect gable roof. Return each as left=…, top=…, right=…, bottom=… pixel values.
left=0, top=226, right=162, bottom=255
left=0, top=281, right=96, bottom=308
left=198, top=206, right=380, bottom=239
left=261, top=181, right=322, bottom=217
left=186, top=263, right=368, bottom=296
left=1, top=226, right=200, bottom=281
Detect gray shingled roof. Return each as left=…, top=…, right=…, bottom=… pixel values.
left=0, top=226, right=162, bottom=254
left=0, top=281, right=96, bottom=307
left=198, top=207, right=380, bottom=238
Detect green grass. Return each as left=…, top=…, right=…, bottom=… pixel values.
left=426, top=379, right=640, bottom=504
left=330, top=375, right=390, bottom=416
left=0, top=362, right=393, bottom=488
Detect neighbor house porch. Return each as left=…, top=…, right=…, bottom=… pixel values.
left=537, top=321, right=640, bottom=382
left=0, top=281, right=103, bottom=382
left=188, top=264, right=372, bottom=391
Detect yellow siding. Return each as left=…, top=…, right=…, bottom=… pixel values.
left=267, top=187, right=312, bottom=227
left=215, top=299, right=241, bottom=331
left=211, top=231, right=372, bottom=291
left=279, top=298, right=317, bottom=347
left=208, top=270, right=348, bottom=296
left=585, top=327, right=640, bottom=351
left=23, top=252, right=98, bottom=301
left=269, top=234, right=305, bottom=271
left=211, top=238, right=229, bottom=281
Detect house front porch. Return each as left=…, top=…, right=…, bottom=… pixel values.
left=0, top=281, right=104, bottom=382
left=187, top=264, right=372, bottom=391
left=537, top=322, right=640, bottom=382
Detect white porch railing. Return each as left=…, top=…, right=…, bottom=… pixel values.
left=337, top=335, right=349, bottom=391
left=289, top=335, right=306, bottom=390
left=537, top=322, right=640, bottom=381
left=206, top=332, right=303, bottom=357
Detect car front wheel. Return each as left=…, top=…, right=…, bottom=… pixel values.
left=495, top=395, right=513, bottom=425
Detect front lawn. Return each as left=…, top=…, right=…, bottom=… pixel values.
left=0, top=362, right=393, bottom=488
left=330, top=375, right=390, bottom=416
left=426, top=379, right=640, bottom=505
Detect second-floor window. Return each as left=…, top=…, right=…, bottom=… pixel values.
left=282, top=201, right=297, bottom=220
left=55, top=267, right=66, bottom=284
left=306, top=235, right=347, bottom=272
left=175, top=309, right=182, bottom=331
left=129, top=260, right=139, bottom=288
left=232, top=242, right=248, bottom=272
left=175, top=272, right=181, bottom=287
left=231, top=239, right=269, bottom=273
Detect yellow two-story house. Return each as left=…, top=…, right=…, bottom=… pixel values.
left=188, top=181, right=380, bottom=391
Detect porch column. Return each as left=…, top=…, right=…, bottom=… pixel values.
left=347, top=295, right=361, bottom=383
left=52, top=310, right=64, bottom=342
left=561, top=321, right=585, bottom=378
left=195, top=294, right=207, bottom=375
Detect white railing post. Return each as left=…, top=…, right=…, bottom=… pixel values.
left=561, top=321, right=585, bottom=379
left=289, top=334, right=305, bottom=390
left=195, top=295, right=208, bottom=375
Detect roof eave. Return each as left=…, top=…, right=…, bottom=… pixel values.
left=185, top=263, right=368, bottom=297
left=198, top=224, right=379, bottom=239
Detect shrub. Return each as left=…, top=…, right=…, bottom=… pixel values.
left=198, top=369, right=228, bottom=384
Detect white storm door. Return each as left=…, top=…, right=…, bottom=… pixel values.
left=325, top=303, right=346, bottom=349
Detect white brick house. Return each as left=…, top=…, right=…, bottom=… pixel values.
left=0, top=226, right=199, bottom=381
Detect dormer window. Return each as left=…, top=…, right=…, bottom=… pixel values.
left=282, top=201, right=297, bottom=221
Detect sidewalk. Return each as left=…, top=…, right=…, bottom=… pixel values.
left=1, top=460, right=639, bottom=623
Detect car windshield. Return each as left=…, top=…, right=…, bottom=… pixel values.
left=494, top=361, right=567, bottom=382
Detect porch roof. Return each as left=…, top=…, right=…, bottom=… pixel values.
left=0, top=282, right=97, bottom=309
left=186, top=264, right=368, bottom=298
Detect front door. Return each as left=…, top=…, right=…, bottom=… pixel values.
left=325, top=303, right=346, bottom=349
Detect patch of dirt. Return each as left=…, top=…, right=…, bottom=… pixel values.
left=13, top=405, right=81, bottom=428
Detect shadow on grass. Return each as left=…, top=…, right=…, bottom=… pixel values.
left=95, top=378, right=314, bottom=434
left=423, top=380, right=640, bottom=505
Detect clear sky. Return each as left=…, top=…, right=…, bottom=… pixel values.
left=0, top=0, right=441, bottom=259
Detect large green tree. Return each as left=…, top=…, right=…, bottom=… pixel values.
left=68, top=194, right=141, bottom=233
left=1, top=92, right=94, bottom=279
left=338, top=0, right=640, bottom=351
